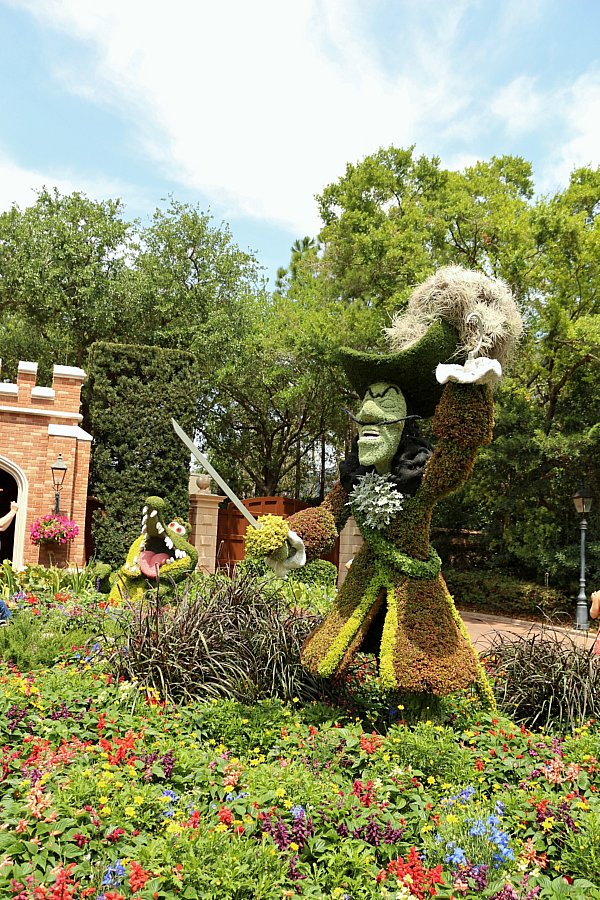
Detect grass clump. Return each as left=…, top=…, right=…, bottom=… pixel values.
left=484, top=628, right=600, bottom=732
left=107, top=570, right=323, bottom=704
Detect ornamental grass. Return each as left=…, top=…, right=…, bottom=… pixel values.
left=483, top=627, right=600, bottom=733
left=106, top=571, right=324, bottom=704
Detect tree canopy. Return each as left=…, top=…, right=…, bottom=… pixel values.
left=1, top=154, right=599, bottom=582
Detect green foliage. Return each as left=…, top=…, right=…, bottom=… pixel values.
left=443, top=568, right=571, bottom=620
left=288, top=558, right=338, bottom=588
left=86, top=341, right=198, bottom=566
left=0, top=593, right=104, bottom=669
left=0, top=188, right=138, bottom=379
left=386, top=721, right=474, bottom=783
left=244, top=514, right=289, bottom=558
left=561, top=798, right=600, bottom=883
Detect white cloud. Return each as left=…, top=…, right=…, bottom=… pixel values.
left=9, top=0, right=482, bottom=235
left=490, top=76, right=546, bottom=136
left=546, top=68, right=600, bottom=187
left=0, top=148, right=138, bottom=212
left=10, top=0, right=598, bottom=233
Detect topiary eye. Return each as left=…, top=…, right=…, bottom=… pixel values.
left=169, top=521, right=186, bottom=536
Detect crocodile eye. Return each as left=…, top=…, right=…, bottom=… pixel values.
left=169, top=521, right=186, bottom=536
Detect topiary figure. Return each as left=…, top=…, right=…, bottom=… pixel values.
left=108, top=496, right=198, bottom=604
left=257, top=266, right=522, bottom=709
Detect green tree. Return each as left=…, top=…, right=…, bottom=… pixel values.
left=131, top=198, right=262, bottom=364
left=0, top=189, right=140, bottom=380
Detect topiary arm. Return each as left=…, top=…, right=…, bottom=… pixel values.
left=287, top=481, right=351, bottom=563
left=420, top=383, right=494, bottom=503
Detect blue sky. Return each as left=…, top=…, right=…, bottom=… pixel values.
left=2, top=0, right=600, bottom=283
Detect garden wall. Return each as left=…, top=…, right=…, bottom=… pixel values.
left=0, top=361, right=91, bottom=568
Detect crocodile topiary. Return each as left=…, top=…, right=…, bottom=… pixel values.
left=108, top=496, right=198, bottom=604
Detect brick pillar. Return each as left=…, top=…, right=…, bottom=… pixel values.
left=188, top=475, right=222, bottom=574
left=337, top=515, right=363, bottom=587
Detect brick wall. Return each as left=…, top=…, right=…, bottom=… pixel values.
left=0, top=361, right=92, bottom=568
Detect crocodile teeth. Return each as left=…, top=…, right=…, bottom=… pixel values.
left=165, top=536, right=173, bottom=550
left=133, top=556, right=138, bottom=564
left=156, top=523, right=164, bottom=534
left=176, top=549, right=187, bottom=559
left=142, top=505, right=148, bottom=515
left=149, top=509, right=157, bottom=518
left=167, top=557, right=175, bottom=564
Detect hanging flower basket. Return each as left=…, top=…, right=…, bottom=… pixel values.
left=30, top=514, right=79, bottom=546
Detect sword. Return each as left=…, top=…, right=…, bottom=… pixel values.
left=171, top=418, right=260, bottom=530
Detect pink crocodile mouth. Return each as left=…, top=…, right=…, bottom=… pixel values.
left=139, top=549, right=171, bottom=579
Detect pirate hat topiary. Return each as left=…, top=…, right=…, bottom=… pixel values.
left=339, top=266, right=522, bottom=417
left=339, top=319, right=461, bottom=418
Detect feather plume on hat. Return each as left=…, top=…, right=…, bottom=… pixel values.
left=384, top=265, right=523, bottom=368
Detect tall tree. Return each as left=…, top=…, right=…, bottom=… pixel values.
left=0, top=189, right=139, bottom=380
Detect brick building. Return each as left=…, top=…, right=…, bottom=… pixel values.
left=0, top=361, right=91, bottom=568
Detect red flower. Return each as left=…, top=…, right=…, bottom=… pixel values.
left=129, top=860, right=152, bottom=891
left=379, top=848, right=444, bottom=900
left=105, top=827, right=126, bottom=844
left=218, top=806, right=234, bottom=825
left=360, top=731, right=383, bottom=754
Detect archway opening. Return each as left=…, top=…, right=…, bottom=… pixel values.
left=0, top=469, right=18, bottom=563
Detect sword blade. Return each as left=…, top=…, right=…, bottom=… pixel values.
left=171, top=418, right=259, bottom=529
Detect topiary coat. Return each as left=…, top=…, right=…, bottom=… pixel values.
left=287, top=382, right=495, bottom=704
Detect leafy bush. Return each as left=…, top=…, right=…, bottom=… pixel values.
left=288, top=558, right=338, bottom=588
left=483, top=629, right=600, bottom=732
left=0, top=592, right=104, bottom=669
left=444, top=568, right=571, bottom=620
left=561, top=797, right=600, bottom=883
left=107, top=571, right=324, bottom=703
left=0, top=561, right=103, bottom=600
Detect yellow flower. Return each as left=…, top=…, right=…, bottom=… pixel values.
left=275, top=788, right=286, bottom=798
left=446, top=814, right=458, bottom=824
left=289, top=842, right=299, bottom=852
left=124, top=806, right=136, bottom=817
left=99, top=796, right=109, bottom=805
left=100, top=806, right=112, bottom=816
left=215, top=823, right=228, bottom=833
left=427, top=776, right=435, bottom=785
left=134, top=795, right=144, bottom=805
left=541, top=816, right=556, bottom=832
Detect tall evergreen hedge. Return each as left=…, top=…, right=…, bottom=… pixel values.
left=85, top=342, right=199, bottom=566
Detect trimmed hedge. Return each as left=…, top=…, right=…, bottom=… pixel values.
left=443, top=567, right=572, bottom=621
left=85, top=341, right=199, bottom=566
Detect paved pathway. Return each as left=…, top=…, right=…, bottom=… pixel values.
left=458, top=608, right=598, bottom=652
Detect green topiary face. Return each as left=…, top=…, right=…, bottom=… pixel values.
left=356, top=382, right=407, bottom=474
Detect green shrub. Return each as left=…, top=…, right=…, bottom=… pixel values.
left=86, top=341, right=199, bottom=566
left=561, top=798, right=600, bottom=883
left=387, top=720, right=474, bottom=783
left=0, top=608, right=99, bottom=670
left=444, top=567, right=571, bottom=620
left=288, top=558, right=338, bottom=588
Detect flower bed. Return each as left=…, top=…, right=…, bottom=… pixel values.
left=0, top=587, right=599, bottom=898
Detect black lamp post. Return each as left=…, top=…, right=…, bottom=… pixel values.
left=572, top=482, right=593, bottom=630
left=50, top=453, right=68, bottom=515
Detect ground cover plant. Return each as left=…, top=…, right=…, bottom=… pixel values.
left=0, top=571, right=599, bottom=897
